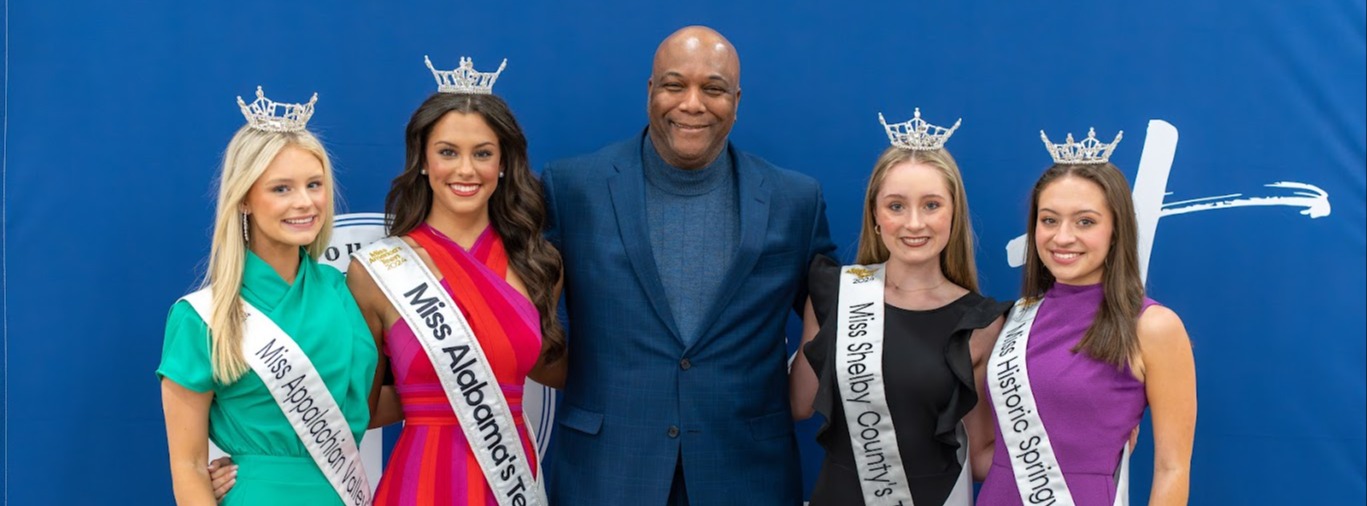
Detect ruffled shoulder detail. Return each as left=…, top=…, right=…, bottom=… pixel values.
left=933, top=293, right=1013, bottom=450
left=803, top=257, right=1015, bottom=456
left=954, top=293, right=1014, bottom=334
left=802, top=254, right=843, bottom=443
left=805, top=254, right=843, bottom=327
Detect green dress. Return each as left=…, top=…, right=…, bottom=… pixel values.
left=158, top=249, right=377, bottom=505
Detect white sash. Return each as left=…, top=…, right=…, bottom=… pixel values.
left=836, top=264, right=972, bottom=506
left=182, top=289, right=371, bottom=506
left=988, top=299, right=1131, bottom=506
left=944, top=424, right=974, bottom=506
left=355, top=238, right=546, bottom=506
left=1114, top=444, right=1131, bottom=506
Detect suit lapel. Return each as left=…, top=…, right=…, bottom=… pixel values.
left=686, top=150, right=770, bottom=354
left=608, top=141, right=684, bottom=344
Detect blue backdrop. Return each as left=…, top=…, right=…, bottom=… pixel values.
left=2, top=1, right=1363, bottom=503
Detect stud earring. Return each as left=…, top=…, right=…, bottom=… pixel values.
left=499, top=171, right=505, bottom=178
left=420, top=168, right=428, bottom=175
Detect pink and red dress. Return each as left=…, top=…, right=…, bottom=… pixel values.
left=373, top=224, right=542, bottom=506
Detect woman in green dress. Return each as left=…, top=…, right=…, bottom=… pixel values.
left=158, top=88, right=377, bottom=505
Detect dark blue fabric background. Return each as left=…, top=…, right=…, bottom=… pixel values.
left=3, top=1, right=1363, bottom=503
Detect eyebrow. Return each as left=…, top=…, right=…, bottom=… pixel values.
left=433, top=140, right=497, bottom=148
left=881, top=192, right=946, bottom=200
left=1038, top=207, right=1101, bottom=215
left=660, top=71, right=731, bottom=85
left=262, top=173, right=324, bottom=184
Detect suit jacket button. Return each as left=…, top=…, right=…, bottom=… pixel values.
left=680, top=358, right=692, bottom=370
left=668, top=425, right=680, bottom=438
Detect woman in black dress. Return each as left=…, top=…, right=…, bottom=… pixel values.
left=790, top=111, right=1008, bottom=505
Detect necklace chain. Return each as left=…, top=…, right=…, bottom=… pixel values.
left=888, top=278, right=947, bottom=293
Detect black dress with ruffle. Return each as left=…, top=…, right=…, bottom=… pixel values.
left=803, top=256, right=1010, bottom=505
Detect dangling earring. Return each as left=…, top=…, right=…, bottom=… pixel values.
left=241, top=213, right=250, bottom=244
left=499, top=171, right=505, bottom=178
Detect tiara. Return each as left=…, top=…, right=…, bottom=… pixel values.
left=236, top=86, right=317, bottom=133
left=425, top=55, right=506, bottom=94
left=1040, top=128, right=1123, bottom=164
left=878, top=108, right=961, bottom=151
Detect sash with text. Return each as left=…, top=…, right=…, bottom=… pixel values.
left=988, top=299, right=1131, bottom=506
left=182, top=290, right=371, bottom=506
left=836, top=264, right=971, bottom=505
left=356, top=238, right=546, bottom=506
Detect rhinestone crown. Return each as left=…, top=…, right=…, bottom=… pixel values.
left=1040, top=128, right=1123, bottom=164
left=426, top=55, right=506, bottom=94
left=878, top=108, right=961, bottom=151
left=236, top=86, right=317, bottom=133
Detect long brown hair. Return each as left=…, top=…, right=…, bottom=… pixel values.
left=855, top=146, right=979, bottom=293
left=386, top=93, right=565, bottom=363
left=1022, top=163, right=1144, bottom=366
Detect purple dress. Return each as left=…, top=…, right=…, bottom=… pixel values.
left=977, top=282, right=1157, bottom=505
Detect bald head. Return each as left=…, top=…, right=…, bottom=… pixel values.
left=653, top=26, right=741, bottom=83
left=647, top=26, right=742, bottom=169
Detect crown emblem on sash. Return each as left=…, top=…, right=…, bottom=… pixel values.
left=236, top=86, right=317, bottom=133
left=848, top=266, right=880, bottom=282
left=1040, top=128, right=1123, bottom=164
left=425, top=55, right=507, bottom=94
left=878, top=108, right=961, bottom=151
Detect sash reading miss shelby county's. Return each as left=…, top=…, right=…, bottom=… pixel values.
left=181, top=290, right=371, bottom=506
left=837, top=264, right=971, bottom=506
left=988, top=299, right=1131, bottom=506
left=356, top=238, right=546, bottom=506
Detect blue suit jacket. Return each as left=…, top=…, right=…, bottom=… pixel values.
left=541, top=131, right=835, bottom=505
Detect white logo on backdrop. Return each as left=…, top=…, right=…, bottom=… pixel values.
left=211, top=212, right=557, bottom=488
left=1004, top=120, right=1332, bottom=283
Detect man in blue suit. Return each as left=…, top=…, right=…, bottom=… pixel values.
left=541, top=26, right=835, bottom=505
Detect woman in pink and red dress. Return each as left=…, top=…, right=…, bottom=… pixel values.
left=349, top=65, right=566, bottom=505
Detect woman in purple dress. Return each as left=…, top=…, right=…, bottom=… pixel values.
left=977, top=130, right=1196, bottom=505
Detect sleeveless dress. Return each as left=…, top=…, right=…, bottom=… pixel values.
left=802, top=257, right=1010, bottom=505
left=977, top=282, right=1158, bottom=505
left=373, top=224, right=543, bottom=506
left=157, top=249, right=377, bottom=505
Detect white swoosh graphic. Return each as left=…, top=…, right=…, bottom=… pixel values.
left=1160, top=181, right=1331, bottom=218
left=1004, top=181, right=1331, bottom=268
left=1004, top=119, right=1331, bottom=270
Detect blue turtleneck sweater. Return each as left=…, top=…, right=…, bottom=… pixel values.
left=642, top=135, right=740, bottom=346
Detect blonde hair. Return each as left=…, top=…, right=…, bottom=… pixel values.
left=855, top=146, right=980, bottom=293
left=204, top=125, right=334, bottom=384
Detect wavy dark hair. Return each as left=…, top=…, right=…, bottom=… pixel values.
left=386, top=93, right=565, bottom=363
left=1022, top=162, right=1144, bottom=366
